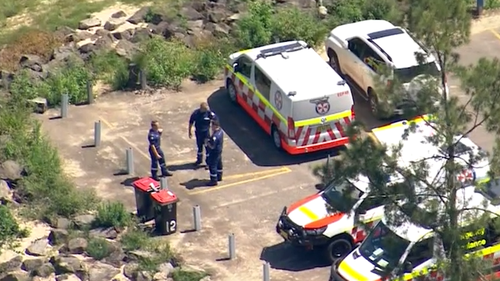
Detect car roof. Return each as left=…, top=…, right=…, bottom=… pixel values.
left=241, top=41, right=348, bottom=102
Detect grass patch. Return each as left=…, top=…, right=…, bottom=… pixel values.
left=120, top=227, right=150, bottom=251
left=171, top=270, right=208, bottom=281
left=88, top=51, right=130, bottom=90
left=0, top=0, right=40, bottom=27
left=0, top=205, right=30, bottom=253
left=93, top=201, right=132, bottom=228
left=86, top=238, right=114, bottom=260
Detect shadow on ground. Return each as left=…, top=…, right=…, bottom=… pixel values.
left=260, top=242, right=331, bottom=272
left=208, top=88, right=346, bottom=167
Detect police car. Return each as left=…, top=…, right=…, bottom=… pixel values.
left=276, top=116, right=491, bottom=263
left=224, top=41, right=355, bottom=155
left=325, top=20, right=447, bottom=119
left=330, top=178, right=500, bottom=281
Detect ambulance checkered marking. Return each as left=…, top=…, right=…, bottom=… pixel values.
left=225, top=67, right=352, bottom=147
left=350, top=221, right=375, bottom=243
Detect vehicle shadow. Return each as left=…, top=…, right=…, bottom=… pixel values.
left=259, top=242, right=331, bottom=272
left=208, top=87, right=345, bottom=167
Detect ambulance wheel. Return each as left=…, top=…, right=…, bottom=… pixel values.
left=271, top=125, right=282, bottom=150
left=325, top=238, right=352, bottom=263
left=328, top=49, right=342, bottom=74
left=226, top=79, right=237, bottom=104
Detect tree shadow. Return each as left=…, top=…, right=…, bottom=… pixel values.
left=259, top=242, right=331, bottom=272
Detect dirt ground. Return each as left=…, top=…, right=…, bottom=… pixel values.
left=37, top=27, right=500, bottom=281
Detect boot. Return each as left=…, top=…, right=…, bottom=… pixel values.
left=207, top=180, right=218, bottom=186
left=217, top=172, right=223, bottom=182
left=161, top=169, right=173, bottom=177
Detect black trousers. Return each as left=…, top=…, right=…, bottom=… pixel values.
left=207, top=152, right=223, bottom=182
left=195, top=130, right=210, bottom=162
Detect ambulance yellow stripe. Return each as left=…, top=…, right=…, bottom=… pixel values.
left=339, top=261, right=369, bottom=281
left=298, top=206, right=319, bottom=221
left=295, top=110, right=351, bottom=127
left=371, top=114, right=434, bottom=133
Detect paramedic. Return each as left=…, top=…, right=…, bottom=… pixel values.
left=188, top=102, right=217, bottom=166
left=205, top=120, right=223, bottom=186
left=148, top=120, right=173, bottom=180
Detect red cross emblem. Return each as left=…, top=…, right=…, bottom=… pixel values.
left=457, top=169, right=474, bottom=183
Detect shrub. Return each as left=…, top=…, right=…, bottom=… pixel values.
left=0, top=205, right=29, bottom=252
left=191, top=41, right=228, bottom=83
left=171, top=270, right=208, bottom=281
left=325, top=0, right=402, bottom=26
left=134, top=37, right=194, bottom=89
left=120, top=227, right=150, bottom=251
left=233, top=1, right=274, bottom=49
left=86, top=238, right=113, bottom=260
left=93, top=201, right=131, bottom=228
left=88, top=51, right=130, bottom=90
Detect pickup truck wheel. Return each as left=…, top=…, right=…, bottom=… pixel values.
left=325, top=238, right=352, bottom=263
left=368, top=90, right=380, bottom=118
left=271, top=125, right=282, bottom=150
left=328, top=50, right=342, bottom=74
left=226, top=79, right=237, bottom=103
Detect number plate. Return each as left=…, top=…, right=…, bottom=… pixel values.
left=316, top=124, right=329, bottom=132
left=279, top=230, right=289, bottom=240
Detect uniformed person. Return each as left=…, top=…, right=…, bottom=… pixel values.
left=188, top=102, right=217, bottom=166
left=148, top=120, right=173, bottom=180
left=205, top=120, right=223, bottom=186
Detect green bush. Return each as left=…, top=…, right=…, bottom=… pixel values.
left=172, top=269, right=208, bottom=281
left=233, top=1, right=274, bottom=49
left=88, top=51, right=130, bottom=90
left=86, top=238, right=113, bottom=260
left=120, top=227, right=150, bottom=251
left=93, top=201, right=131, bottom=228
left=134, top=37, right=194, bottom=89
left=0, top=205, right=29, bottom=252
left=325, top=0, right=402, bottom=26
left=191, top=41, right=228, bottom=83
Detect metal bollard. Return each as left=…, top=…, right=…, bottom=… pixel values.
left=160, top=177, right=167, bottom=190
left=228, top=233, right=236, bottom=260
left=61, top=94, right=69, bottom=118
left=94, top=121, right=101, bottom=147
left=263, top=262, right=270, bottom=281
left=87, top=80, right=93, bottom=104
left=326, top=153, right=331, bottom=168
left=193, top=205, right=201, bottom=231
left=139, top=69, right=147, bottom=90
left=126, top=148, right=134, bottom=175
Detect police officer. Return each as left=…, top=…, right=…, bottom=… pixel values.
left=205, top=120, right=223, bottom=186
left=188, top=102, right=217, bottom=166
left=148, top=120, right=173, bottom=180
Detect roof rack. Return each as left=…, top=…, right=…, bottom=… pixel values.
left=256, top=42, right=307, bottom=59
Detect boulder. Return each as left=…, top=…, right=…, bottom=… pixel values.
left=48, top=229, right=69, bottom=245
left=50, top=255, right=87, bottom=278
left=156, top=262, right=174, bottom=276
left=94, top=35, right=115, bottom=50
left=0, top=271, right=30, bottom=281
left=66, top=31, right=93, bottom=43
left=205, top=22, right=230, bottom=37
left=151, top=22, right=174, bottom=39
left=54, top=26, right=75, bottom=38
left=129, top=28, right=151, bottom=43
left=34, top=263, right=55, bottom=278
left=104, top=18, right=125, bottom=31
left=0, top=160, right=22, bottom=180
left=67, top=238, right=88, bottom=254
left=50, top=218, right=72, bottom=230
left=127, top=250, right=154, bottom=262
left=0, top=255, right=22, bottom=273
left=115, top=40, right=138, bottom=59
left=136, top=271, right=152, bottom=281
left=88, top=263, right=120, bottom=281
left=19, top=55, right=44, bottom=72
left=112, top=29, right=134, bottom=40
left=0, top=179, right=12, bottom=202
left=152, top=272, right=168, bottom=281
left=55, top=274, right=81, bottom=281
left=51, top=46, right=78, bottom=62
left=200, top=276, right=211, bottom=281
left=26, top=239, right=49, bottom=256
left=180, top=7, right=204, bottom=21
left=21, top=258, right=45, bottom=272
left=78, top=43, right=95, bottom=54
left=95, top=29, right=110, bottom=37
left=72, top=214, right=95, bottom=229
left=208, top=11, right=226, bottom=23
left=78, top=18, right=102, bottom=30
left=186, top=20, right=204, bottom=31
left=111, top=10, right=127, bottom=18
left=123, top=263, right=138, bottom=279
left=102, top=245, right=125, bottom=267
left=127, top=7, right=151, bottom=24
left=89, top=227, right=118, bottom=240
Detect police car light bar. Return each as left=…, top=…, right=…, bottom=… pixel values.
left=257, top=42, right=307, bottom=59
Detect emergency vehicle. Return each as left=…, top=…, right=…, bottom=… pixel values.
left=276, top=116, right=491, bottom=263
left=330, top=178, right=500, bottom=281
left=224, top=41, right=355, bottom=155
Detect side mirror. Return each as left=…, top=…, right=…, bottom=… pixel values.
left=315, top=183, right=326, bottom=191
left=233, top=63, right=241, bottom=73
left=403, top=261, right=413, bottom=273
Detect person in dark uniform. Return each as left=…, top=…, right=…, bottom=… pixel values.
left=205, top=120, right=223, bottom=186
left=188, top=102, right=217, bottom=166
left=148, top=120, right=173, bottom=180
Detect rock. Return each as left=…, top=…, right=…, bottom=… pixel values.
left=156, top=263, right=174, bottom=276
left=51, top=256, right=87, bottom=278
left=21, top=258, right=45, bottom=271
left=180, top=7, right=204, bottom=21
left=104, top=18, right=125, bottom=31
left=130, top=28, right=151, bottom=43
left=151, top=22, right=173, bottom=39
left=88, top=263, right=120, bottom=281
left=0, top=160, right=22, bottom=180
left=112, top=30, right=133, bottom=40
left=48, top=229, right=69, bottom=245
left=102, top=243, right=125, bottom=267
left=208, top=11, right=225, bottom=23
left=200, top=276, right=211, bottom=281
left=152, top=272, right=168, bottom=281
left=136, top=271, right=152, bottom=281
left=72, top=214, right=95, bottom=229
left=89, top=227, right=118, bottom=240
left=115, top=40, right=138, bottom=58
left=67, top=238, right=88, bottom=254
left=55, top=274, right=81, bottom=281
left=95, top=29, right=110, bottom=37
left=78, top=43, right=95, bottom=54
left=94, top=35, right=115, bottom=50
left=0, top=255, right=22, bottom=273
left=66, top=31, right=93, bottom=42
left=26, top=239, right=49, bottom=256
left=78, top=18, right=101, bottom=30
left=127, top=250, right=154, bottom=262
left=205, top=22, right=230, bottom=37
left=54, top=26, right=75, bottom=38
left=127, top=7, right=151, bottom=24
left=122, top=263, right=138, bottom=279
left=51, top=46, right=78, bottom=62
left=112, top=10, right=127, bottom=18
left=0, top=179, right=12, bottom=202
left=0, top=271, right=30, bottom=281
left=50, top=218, right=72, bottom=230
left=226, top=13, right=240, bottom=23
left=34, top=263, right=55, bottom=278
left=186, top=20, right=204, bottom=31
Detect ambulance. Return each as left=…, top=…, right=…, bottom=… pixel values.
left=276, top=116, right=491, bottom=263
left=224, top=40, right=355, bottom=154
left=330, top=178, right=500, bottom=281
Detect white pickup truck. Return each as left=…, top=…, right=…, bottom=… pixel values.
left=325, top=20, right=447, bottom=119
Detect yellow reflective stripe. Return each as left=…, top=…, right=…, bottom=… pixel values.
left=362, top=216, right=383, bottom=224
left=338, top=261, right=369, bottom=281
left=225, top=65, right=287, bottom=125
left=372, top=114, right=435, bottom=133
left=298, top=206, right=319, bottom=220
left=294, top=110, right=351, bottom=127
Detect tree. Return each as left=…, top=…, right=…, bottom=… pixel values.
left=315, top=0, right=500, bottom=280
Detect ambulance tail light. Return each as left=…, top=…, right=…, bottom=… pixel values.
left=287, top=117, right=296, bottom=139
left=351, top=105, right=355, bottom=120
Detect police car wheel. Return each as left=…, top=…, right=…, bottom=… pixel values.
left=368, top=90, right=379, bottom=117
left=271, top=126, right=282, bottom=150
left=227, top=80, right=237, bottom=103
left=325, top=238, right=352, bottom=263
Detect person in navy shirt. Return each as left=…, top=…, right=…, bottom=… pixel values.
left=148, top=120, right=173, bottom=180
left=188, top=102, right=217, bottom=166
left=205, top=120, right=224, bottom=186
